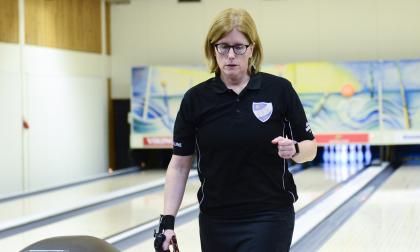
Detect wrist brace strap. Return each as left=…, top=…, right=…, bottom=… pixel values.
left=159, top=215, right=175, bottom=233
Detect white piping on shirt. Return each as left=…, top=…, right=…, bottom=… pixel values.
left=195, top=137, right=205, bottom=206
left=199, top=179, right=206, bottom=206
left=288, top=120, right=295, bottom=141
left=195, top=137, right=201, bottom=174
left=283, top=121, right=297, bottom=203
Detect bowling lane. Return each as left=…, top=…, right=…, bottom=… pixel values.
left=124, top=166, right=343, bottom=251
left=0, top=178, right=201, bottom=251
left=0, top=170, right=166, bottom=227
left=292, top=166, right=341, bottom=211
left=319, top=165, right=420, bottom=252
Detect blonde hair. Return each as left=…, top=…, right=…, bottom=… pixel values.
left=204, top=8, right=263, bottom=74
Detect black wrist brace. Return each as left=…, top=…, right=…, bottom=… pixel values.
left=159, top=214, right=175, bottom=232
left=154, top=215, right=175, bottom=252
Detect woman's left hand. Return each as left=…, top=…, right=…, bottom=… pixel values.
left=271, top=136, right=296, bottom=159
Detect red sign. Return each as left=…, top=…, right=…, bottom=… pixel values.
left=315, top=133, right=369, bottom=144
left=143, top=137, right=172, bottom=147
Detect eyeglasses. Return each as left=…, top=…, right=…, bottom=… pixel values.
left=214, top=43, right=250, bottom=55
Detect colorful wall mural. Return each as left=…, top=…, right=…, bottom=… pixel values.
left=131, top=60, right=420, bottom=148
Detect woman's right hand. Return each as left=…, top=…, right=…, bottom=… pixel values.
left=162, top=229, right=176, bottom=251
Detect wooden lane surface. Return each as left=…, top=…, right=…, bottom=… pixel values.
left=0, top=170, right=166, bottom=224
left=319, top=165, right=420, bottom=252
left=0, top=177, right=200, bottom=251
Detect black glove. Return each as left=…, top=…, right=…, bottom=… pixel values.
left=154, top=215, right=175, bottom=252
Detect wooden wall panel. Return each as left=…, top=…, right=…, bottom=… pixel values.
left=105, top=1, right=111, bottom=55
left=0, top=0, right=19, bottom=43
left=25, top=0, right=102, bottom=53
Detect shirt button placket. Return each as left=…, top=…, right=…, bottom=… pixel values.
left=236, top=97, right=240, bottom=113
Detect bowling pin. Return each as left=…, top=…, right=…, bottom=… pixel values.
left=349, top=144, right=356, bottom=164
left=356, top=144, right=364, bottom=164
left=323, top=145, right=330, bottom=164
left=364, top=144, right=372, bottom=165
left=340, top=144, right=349, bottom=164
left=334, top=145, right=341, bottom=164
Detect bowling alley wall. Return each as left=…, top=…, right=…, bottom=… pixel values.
left=110, top=0, right=420, bottom=99
left=113, top=0, right=420, bottom=149
left=0, top=0, right=110, bottom=196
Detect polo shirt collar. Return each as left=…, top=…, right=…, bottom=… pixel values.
left=212, top=72, right=261, bottom=94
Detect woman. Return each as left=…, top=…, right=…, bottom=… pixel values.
left=155, top=8, right=317, bottom=252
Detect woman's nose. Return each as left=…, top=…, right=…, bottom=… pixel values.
left=227, top=48, right=236, bottom=59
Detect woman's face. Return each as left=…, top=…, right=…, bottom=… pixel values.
left=214, top=28, right=254, bottom=80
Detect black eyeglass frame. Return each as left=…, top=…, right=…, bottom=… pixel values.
left=214, top=43, right=251, bottom=55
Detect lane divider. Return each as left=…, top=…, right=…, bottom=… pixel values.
left=106, top=204, right=199, bottom=246
left=291, top=162, right=389, bottom=246
left=0, top=170, right=198, bottom=237
left=0, top=166, right=140, bottom=203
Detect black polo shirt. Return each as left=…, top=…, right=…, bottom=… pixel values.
left=173, top=72, right=314, bottom=218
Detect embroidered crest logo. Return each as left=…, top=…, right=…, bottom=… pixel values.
left=252, top=102, right=273, bottom=122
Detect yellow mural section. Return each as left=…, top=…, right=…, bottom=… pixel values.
left=287, top=63, right=361, bottom=93
left=153, top=63, right=362, bottom=95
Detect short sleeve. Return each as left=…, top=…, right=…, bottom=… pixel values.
left=172, top=91, right=196, bottom=156
left=285, top=82, right=315, bottom=142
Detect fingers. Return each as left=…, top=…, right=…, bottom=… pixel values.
left=278, top=150, right=294, bottom=159
left=271, top=136, right=296, bottom=159
left=271, top=136, right=284, bottom=144
left=277, top=148, right=294, bottom=159
left=162, top=230, right=175, bottom=250
left=162, top=238, right=170, bottom=250
left=271, top=136, right=294, bottom=145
